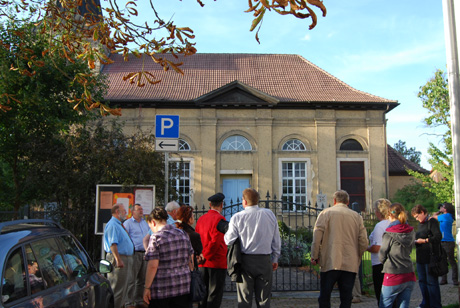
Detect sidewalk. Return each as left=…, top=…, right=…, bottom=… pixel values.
left=220, top=280, right=459, bottom=307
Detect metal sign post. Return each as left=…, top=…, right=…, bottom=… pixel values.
left=155, top=115, right=179, bottom=205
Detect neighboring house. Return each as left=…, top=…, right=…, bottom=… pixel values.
left=102, top=53, right=399, bottom=212
left=387, top=145, right=429, bottom=199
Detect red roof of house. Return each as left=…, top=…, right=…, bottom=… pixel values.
left=103, top=53, right=398, bottom=109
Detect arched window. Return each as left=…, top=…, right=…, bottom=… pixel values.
left=179, top=139, right=190, bottom=151
left=340, top=139, right=363, bottom=151
left=220, top=135, right=252, bottom=151
left=282, top=139, right=306, bottom=151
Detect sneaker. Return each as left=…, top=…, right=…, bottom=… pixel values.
left=440, top=280, right=447, bottom=285
left=352, top=297, right=362, bottom=303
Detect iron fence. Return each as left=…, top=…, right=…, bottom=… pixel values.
left=0, top=195, right=386, bottom=293
left=194, top=191, right=325, bottom=292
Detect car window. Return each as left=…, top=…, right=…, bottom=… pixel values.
left=30, top=238, right=69, bottom=287
left=24, top=244, right=46, bottom=294
left=2, top=247, right=26, bottom=303
left=55, top=236, right=89, bottom=278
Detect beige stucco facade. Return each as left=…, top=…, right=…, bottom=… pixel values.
left=388, top=175, right=418, bottom=200
left=118, top=107, right=389, bottom=212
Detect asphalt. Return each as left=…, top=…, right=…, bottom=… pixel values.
left=220, top=271, right=460, bottom=307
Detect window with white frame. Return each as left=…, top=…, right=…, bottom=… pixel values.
left=179, top=139, right=190, bottom=151
left=282, top=139, right=306, bottom=151
left=169, top=159, right=193, bottom=205
left=220, top=135, right=252, bottom=151
left=281, top=161, right=307, bottom=210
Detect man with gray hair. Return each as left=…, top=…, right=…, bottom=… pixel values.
left=165, top=200, right=180, bottom=225
left=310, top=190, right=368, bottom=308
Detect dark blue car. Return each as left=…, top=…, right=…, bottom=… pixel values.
left=0, top=219, right=114, bottom=308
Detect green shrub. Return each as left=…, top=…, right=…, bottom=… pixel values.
left=279, top=235, right=310, bottom=266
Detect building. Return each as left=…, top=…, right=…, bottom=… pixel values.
left=387, top=145, right=429, bottom=199
left=103, top=53, right=399, bottom=212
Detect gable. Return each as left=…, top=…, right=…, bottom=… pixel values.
left=194, top=80, right=279, bottom=107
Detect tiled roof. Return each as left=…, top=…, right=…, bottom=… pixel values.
left=103, top=53, right=398, bottom=108
left=388, top=145, right=429, bottom=175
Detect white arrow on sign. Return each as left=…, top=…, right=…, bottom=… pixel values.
left=155, top=139, right=179, bottom=152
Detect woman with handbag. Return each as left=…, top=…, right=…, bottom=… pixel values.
left=176, top=206, right=207, bottom=304
left=143, top=207, right=194, bottom=308
left=411, top=204, right=442, bottom=308
left=379, top=203, right=416, bottom=308
left=176, top=206, right=205, bottom=267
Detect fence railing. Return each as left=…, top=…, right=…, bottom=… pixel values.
left=1, top=196, right=390, bottom=292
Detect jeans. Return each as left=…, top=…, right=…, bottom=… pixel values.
left=379, top=281, right=414, bottom=308
left=319, top=270, right=356, bottom=308
left=416, top=262, right=442, bottom=308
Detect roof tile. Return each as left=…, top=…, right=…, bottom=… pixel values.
left=103, top=53, right=398, bottom=104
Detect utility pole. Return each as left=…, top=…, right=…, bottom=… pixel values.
left=442, top=0, right=460, bottom=301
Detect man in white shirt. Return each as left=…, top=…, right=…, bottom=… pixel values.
left=123, top=204, right=150, bottom=308
left=224, top=188, right=281, bottom=308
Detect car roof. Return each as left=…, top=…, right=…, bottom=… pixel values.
left=0, top=220, right=73, bottom=271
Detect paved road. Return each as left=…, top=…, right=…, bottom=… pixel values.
left=220, top=276, right=459, bottom=307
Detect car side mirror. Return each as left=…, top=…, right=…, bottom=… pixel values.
left=96, top=259, right=113, bottom=274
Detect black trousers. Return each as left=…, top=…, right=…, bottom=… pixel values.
left=318, top=270, right=356, bottom=308
left=198, top=267, right=226, bottom=308
left=372, top=264, right=384, bottom=305
left=148, top=294, right=189, bottom=308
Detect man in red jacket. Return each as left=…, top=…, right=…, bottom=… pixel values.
left=196, top=192, right=228, bottom=308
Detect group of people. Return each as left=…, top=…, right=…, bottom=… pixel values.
left=103, top=187, right=281, bottom=308
left=311, top=190, right=457, bottom=308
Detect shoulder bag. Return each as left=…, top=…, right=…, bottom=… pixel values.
left=428, top=219, right=449, bottom=277
left=190, top=256, right=207, bottom=302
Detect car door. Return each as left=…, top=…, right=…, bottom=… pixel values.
left=1, top=240, right=82, bottom=308
left=55, top=235, right=112, bottom=308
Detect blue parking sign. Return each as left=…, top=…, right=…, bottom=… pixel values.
left=155, top=115, right=179, bottom=138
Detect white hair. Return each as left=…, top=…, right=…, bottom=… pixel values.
left=165, top=201, right=180, bottom=212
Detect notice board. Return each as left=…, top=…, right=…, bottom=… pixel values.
left=95, top=184, right=155, bottom=235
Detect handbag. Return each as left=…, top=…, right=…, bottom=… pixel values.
left=190, top=254, right=206, bottom=303
left=428, top=242, right=449, bottom=277
left=190, top=269, right=206, bottom=302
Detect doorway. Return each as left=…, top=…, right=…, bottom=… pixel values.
left=222, top=176, right=250, bottom=220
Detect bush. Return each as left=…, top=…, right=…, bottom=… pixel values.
left=393, top=182, right=439, bottom=213
left=279, top=235, right=310, bottom=266
left=277, top=221, right=314, bottom=266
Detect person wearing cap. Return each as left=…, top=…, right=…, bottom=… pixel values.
left=224, top=188, right=281, bottom=308
left=433, top=202, right=458, bottom=285
left=195, top=192, right=227, bottom=308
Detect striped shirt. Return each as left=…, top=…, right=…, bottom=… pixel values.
left=145, top=224, right=193, bottom=299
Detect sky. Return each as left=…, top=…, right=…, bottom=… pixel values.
left=134, top=0, right=448, bottom=169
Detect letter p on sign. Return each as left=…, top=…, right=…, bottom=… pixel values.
left=155, top=115, right=179, bottom=139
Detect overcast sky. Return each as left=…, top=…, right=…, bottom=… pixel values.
left=134, top=1, right=447, bottom=169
